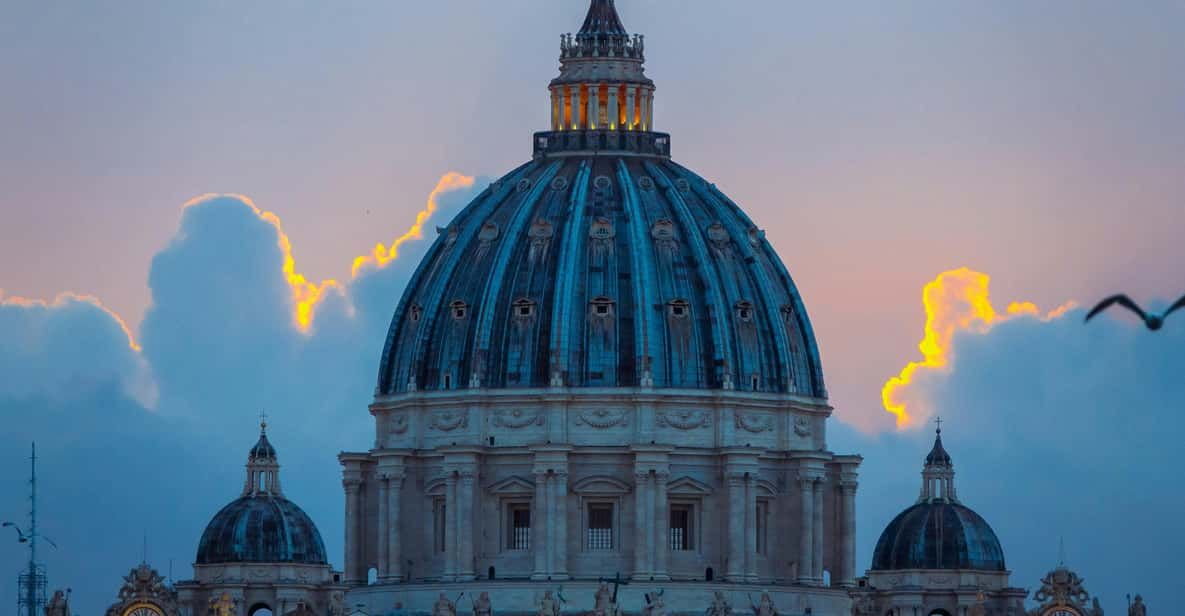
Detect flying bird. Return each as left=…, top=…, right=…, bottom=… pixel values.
left=1084, top=293, right=1185, bottom=330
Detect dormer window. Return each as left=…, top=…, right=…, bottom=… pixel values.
left=590, top=297, right=615, bottom=318
left=451, top=300, right=469, bottom=320
left=513, top=298, right=536, bottom=318
left=735, top=301, right=754, bottom=323
left=668, top=299, right=690, bottom=319
left=409, top=304, right=423, bottom=322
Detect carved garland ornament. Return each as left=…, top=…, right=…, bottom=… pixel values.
left=656, top=408, right=710, bottom=430
left=734, top=411, right=774, bottom=433
left=575, top=408, right=629, bottom=429
left=793, top=416, right=812, bottom=437
left=429, top=410, right=469, bottom=432
left=388, top=413, right=409, bottom=435
left=492, top=408, right=545, bottom=429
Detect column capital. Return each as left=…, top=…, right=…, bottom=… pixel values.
left=839, top=480, right=859, bottom=492
left=342, top=478, right=363, bottom=491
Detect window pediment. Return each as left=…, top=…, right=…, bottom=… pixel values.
left=486, top=475, right=536, bottom=495
left=666, top=475, right=713, bottom=496
left=571, top=475, right=632, bottom=495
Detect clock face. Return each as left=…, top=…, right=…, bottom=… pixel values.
left=124, top=604, right=164, bottom=616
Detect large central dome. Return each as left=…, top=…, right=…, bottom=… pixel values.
left=376, top=3, right=824, bottom=398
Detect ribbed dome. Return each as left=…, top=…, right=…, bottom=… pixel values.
left=196, top=495, right=327, bottom=565
left=249, top=432, right=276, bottom=459
left=375, top=158, right=825, bottom=397
left=871, top=502, right=1006, bottom=571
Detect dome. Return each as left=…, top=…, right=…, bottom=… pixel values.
left=249, top=432, right=276, bottom=459
left=376, top=159, right=825, bottom=397
left=871, top=501, right=1006, bottom=571
left=196, top=495, right=328, bottom=565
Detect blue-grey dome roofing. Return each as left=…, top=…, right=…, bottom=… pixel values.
left=376, top=157, right=826, bottom=397
left=249, top=432, right=276, bottom=459
left=871, top=502, right=1006, bottom=571
left=196, top=496, right=328, bottom=565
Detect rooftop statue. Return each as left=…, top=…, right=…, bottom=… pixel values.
left=472, top=593, right=492, bottom=616
left=1128, top=595, right=1145, bottom=616
left=706, top=591, right=733, bottom=616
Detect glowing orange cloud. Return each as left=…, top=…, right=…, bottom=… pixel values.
left=0, top=290, right=141, bottom=352
left=182, top=193, right=342, bottom=332
left=881, top=268, right=1076, bottom=429
left=351, top=172, right=476, bottom=277
left=183, top=172, right=475, bottom=332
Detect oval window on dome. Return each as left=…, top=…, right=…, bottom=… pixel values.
left=735, top=301, right=754, bottom=323
left=408, top=303, right=423, bottom=323
left=594, top=175, right=612, bottom=191
left=550, top=176, right=568, bottom=191
left=667, top=299, right=690, bottom=319
left=450, top=300, right=469, bottom=320
left=675, top=178, right=691, bottom=194
left=638, top=176, right=655, bottom=191
left=516, top=178, right=533, bottom=193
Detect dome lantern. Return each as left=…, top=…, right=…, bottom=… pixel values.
left=541, top=0, right=665, bottom=156
left=919, top=418, right=956, bottom=503
left=243, top=414, right=281, bottom=496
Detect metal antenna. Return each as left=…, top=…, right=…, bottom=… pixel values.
left=12, top=443, right=48, bottom=616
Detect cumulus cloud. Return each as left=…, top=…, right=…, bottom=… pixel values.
left=2, top=210, right=1179, bottom=616
left=851, top=269, right=1185, bottom=615
left=0, top=174, right=485, bottom=616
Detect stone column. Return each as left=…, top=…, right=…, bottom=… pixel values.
left=458, top=470, right=476, bottom=581
left=554, top=471, right=569, bottom=579
left=798, top=477, right=814, bottom=585
left=812, top=480, right=825, bottom=581
left=646, top=88, right=655, bottom=130
left=561, top=86, right=571, bottom=131
left=839, top=481, right=857, bottom=587
left=572, top=85, right=583, bottom=130
left=532, top=471, right=548, bottom=580
left=343, top=479, right=363, bottom=585
left=376, top=477, right=388, bottom=578
left=608, top=84, right=619, bottom=130
left=626, top=87, right=637, bottom=130
left=744, top=475, right=758, bottom=582
left=588, top=84, right=600, bottom=130
left=551, top=88, right=559, bottom=131
left=443, top=473, right=458, bottom=581
left=725, top=473, right=745, bottom=581
left=387, top=473, right=403, bottom=581
left=653, top=471, right=670, bottom=580
left=638, top=89, right=649, bottom=131
left=633, top=471, right=650, bottom=579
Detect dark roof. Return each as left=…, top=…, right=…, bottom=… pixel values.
left=871, top=502, right=1006, bottom=571
left=579, top=0, right=628, bottom=36
left=249, top=431, right=276, bottom=459
left=196, top=495, right=327, bottom=565
left=925, top=430, right=952, bottom=467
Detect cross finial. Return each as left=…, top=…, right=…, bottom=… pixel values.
left=934, top=416, right=943, bottom=434
left=1058, top=536, right=1066, bottom=567
left=260, top=410, right=268, bottom=432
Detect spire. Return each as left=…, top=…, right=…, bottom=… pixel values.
left=579, top=0, right=628, bottom=37
left=244, top=416, right=282, bottom=496
left=918, top=418, right=958, bottom=503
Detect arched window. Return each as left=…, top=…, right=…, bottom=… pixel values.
left=450, top=300, right=468, bottom=320
left=667, top=299, right=690, bottom=319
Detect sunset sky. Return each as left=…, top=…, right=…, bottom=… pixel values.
left=2, top=2, right=1183, bottom=614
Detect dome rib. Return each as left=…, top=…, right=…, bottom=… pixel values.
left=617, top=159, right=661, bottom=384
left=548, top=161, right=593, bottom=381
left=646, top=160, right=734, bottom=388
left=469, top=163, right=563, bottom=385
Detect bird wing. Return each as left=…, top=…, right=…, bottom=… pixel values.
left=1163, top=293, right=1185, bottom=319
left=1085, top=294, right=1146, bottom=322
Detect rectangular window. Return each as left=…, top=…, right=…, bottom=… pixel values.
left=507, top=504, right=531, bottom=551
left=587, top=503, right=614, bottom=550
left=433, top=499, right=447, bottom=553
left=756, top=500, right=769, bottom=554
left=670, top=504, right=693, bottom=551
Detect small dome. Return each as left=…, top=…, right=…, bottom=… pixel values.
left=871, top=502, right=1006, bottom=571
left=196, top=495, right=327, bottom=565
